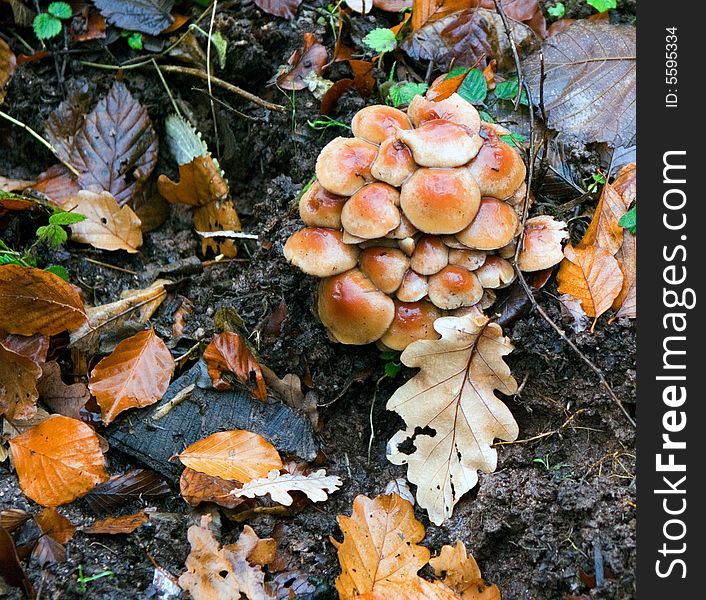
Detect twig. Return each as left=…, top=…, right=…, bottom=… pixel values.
left=151, top=59, right=182, bottom=118
left=152, top=383, right=195, bottom=420
left=83, top=257, right=137, bottom=275
left=196, top=230, right=258, bottom=239
left=206, top=0, right=221, bottom=160
left=493, top=0, right=525, bottom=111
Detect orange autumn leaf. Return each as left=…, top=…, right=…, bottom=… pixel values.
left=358, top=578, right=460, bottom=599
left=35, top=508, right=76, bottom=545
left=193, top=199, right=241, bottom=258
left=9, top=415, right=108, bottom=506
left=83, top=510, right=149, bottom=535
left=176, top=430, right=283, bottom=483
left=427, top=70, right=468, bottom=101
left=429, top=541, right=501, bottom=599
left=0, top=342, right=41, bottom=421
left=203, top=332, right=267, bottom=400
left=179, top=467, right=245, bottom=509
left=157, top=156, right=229, bottom=207
left=89, top=328, right=175, bottom=425
left=277, top=32, right=328, bottom=91
left=612, top=226, right=636, bottom=318
left=556, top=244, right=623, bottom=319
left=578, top=181, right=625, bottom=256
left=0, top=38, right=16, bottom=104
left=0, top=265, right=87, bottom=336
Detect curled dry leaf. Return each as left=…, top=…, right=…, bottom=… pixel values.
left=387, top=314, right=518, bottom=525
left=193, top=199, right=241, bottom=258
left=1, top=509, right=31, bottom=532
left=176, top=430, right=283, bottom=482
left=86, top=468, right=170, bottom=513
left=260, top=366, right=319, bottom=430
left=0, top=343, right=41, bottom=421
left=66, top=190, right=143, bottom=252
left=83, top=510, right=149, bottom=535
left=0, top=265, right=87, bottom=336
left=89, top=328, right=175, bottom=425
left=31, top=164, right=81, bottom=207
left=204, top=332, right=268, bottom=400
left=0, top=38, right=16, bottom=104
left=37, top=361, right=90, bottom=420
left=157, top=156, right=229, bottom=207
left=333, top=493, right=430, bottom=598
left=277, top=33, right=328, bottom=91
left=0, top=527, right=35, bottom=599
left=180, top=467, right=245, bottom=509
left=578, top=182, right=625, bottom=256
left=9, top=415, right=108, bottom=506
left=32, top=508, right=76, bottom=566
left=429, top=540, right=500, bottom=599
left=254, top=0, right=302, bottom=20
left=231, top=468, right=342, bottom=506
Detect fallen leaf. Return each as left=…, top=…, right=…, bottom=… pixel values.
left=0, top=342, right=41, bottom=421
left=0, top=508, right=31, bottom=532
left=411, top=0, right=472, bottom=32
left=556, top=244, right=623, bottom=319
left=71, top=9, right=107, bottom=42
left=479, top=0, right=546, bottom=38
left=0, top=333, right=49, bottom=366
left=386, top=313, right=518, bottom=525
left=86, top=468, right=170, bottom=513
left=66, top=190, right=143, bottom=252
left=131, top=181, right=170, bottom=232
left=157, top=156, right=229, bottom=207
left=384, top=478, right=415, bottom=505
left=0, top=527, right=35, bottom=599
left=92, top=0, right=175, bottom=35
left=176, top=430, right=283, bottom=482
left=36, top=361, right=90, bottom=419
left=83, top=510, right=149, bottom=534
left=180, top=467, right=245, bottom=509
left=559, top=293, right=589, bottom=333
left=0, top=175, right=35, bottom=192
left=578, top=182, right=625, bottom=255
left=277, top=33, right=328, bottom=91
left=9, top=415, right=108, bottom=506
left=232, top=468, right=341, bottom=506
left=260, top=367, right=319, bottom=430
left=357, top=578, right=459, bottom=599
left=203, top=332, right=267, bottom=400
left=524, top=22, right=635, bottom=146
left=254, top=0, right=302, bottom=19
left=612, top=162, right=636, bottom=208
left=429, top=541, right=500, bottom=599
left=31, top=164, right=81, bottom=208
left=193, top=199, right=241, bottom=258
left=89, top=328, right=175, bottom=425
left=45, top=89, right=93, bottom=164
left=0, top=38, right=15, bottom=104
left=612, top=228, right=635, bottom=318
left=32, top=508, right=76, bottom=566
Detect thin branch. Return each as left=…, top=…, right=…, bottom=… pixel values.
left=493, top=0, right=524, bottom=111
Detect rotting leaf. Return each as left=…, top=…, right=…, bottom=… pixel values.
left=86, top=468, right=170, bottom=513
left=180, top=468, right=245, bottom=509
left=32, top=507, right=76, bottom=566
left=83, top=510, right=149, bottom=535
left=231, top=468, right=341, bottom=506
left=31, top=164, right=81, bottom=208
left=0, top=333, right=49, bottom=366
left=1, top=509, right=31, bottom=532
left=429, top=540, right=500, bottom=599
left=386, top=314, right=518, bottom=525
left=92, top=0, right=175, bottom=35
left=578, top=182, right=625, bottom=256
left=0, top=342, right=41, bottom=421
left=254, top=0, right=302, bottom=20
left=157, top=156, right=229, bottom=206
left=193, top=199, right=241, bottom=258
left=203, top=332, right=268, bottom=400
left=45, top=89, right=93, bottom=163
left=89, top=328, right=175, bottom=425
left=0, top=527, right=35, bottom=599
left=37, top=361, right=90, bottom=419
left=277, top=32, right=328, bottom=91
left=0, top=38, right=16, bottom=104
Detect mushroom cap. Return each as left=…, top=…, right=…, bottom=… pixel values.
left=315, top=137, right=378, bottom=196
left=400, top=168, right=481, bottom=234
left=351, top=105, right=412, bottom=144
left=284, top=228, right=359, bottom=278
left=407, top=93, right=481, bottom=133
left=410, top=235, right=449, bottom=275
left=397, top=119, right=482, bottom=168
left=455, top=197, right=519, bottom=250
left=317, top=269, right=395, bottom=345
left=497, top=240, right=517, bottom=259
left=396, top=269, right=428, bottom=302
left=341, top=183, right=401, bottom=239
left=517, top=215, right=568, bottom=271
left=380, top=301, right=442, bottom=351
left=398, top=237, right=416, bottom=257
left=299, top=181, right=347, bottom=229
left=371, top=138, right=417, bottom=187
left=474, top=256, right=515, bottom=288
left=427, top=265, right=483, bottom=309
left=386, top=212, right=418, bottom=239
left=359, top=247, right=410, bottom=294
left=448, top=248, right=487, bottom=271
left=467, top=130, right=527, bottom=199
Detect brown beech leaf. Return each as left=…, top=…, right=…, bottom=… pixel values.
left=130, top=181, right=169, bottom=232
left=386, top=313, right=518, bottom=525
left=0, top=333, right=49, bottom=366
left=254, top=0, right=302, bottom=19
left=0, top=265, right=87, bottom=336
left=66, top=190, right=143, bottom=252
left=0, top=342, right=41, bottom=421
left=179, top=467, right=245, bottom=509
left=411, top=0, right=475, bottom=32
left=0, top=176, right=35, bottom=192
left=157, top=156, right=229, bottom=207
left=45, top=90, right=93, bottom=164
left=556, top=244, right=623, bottom=319
left=36, top=361, right=90, bottom=419
left=0, top=527, right=35, bottom=600
left=333, top=493, right=431, bottom=599
left=31, top=164, right=81, bottom=208
left=0, top=38, right=16, bottom=104
left=176, top=430, right=283, bottom=482
left=578, top=182, right=625, bottom=256
left=71, top=9, right=107, bottom=42
left=83, top=510, right=149, bottom=535
left=86, top=468, right=170, bottom=513
left=193, top=199, right=241, bottom=258
left=69, top=81, right=159, bottom=205
left=203, top=332, right=267, bottom=400
left=277, top=33, right=328, bottom=91
left=89, top=328, right=175, bottom=425
left=612, top=228, right=635, bottom=318
left=35, top=507, right=76, bottom=545
left=231, top=468, right=341, bottom=506
left=9, top=415, right=108, bottom=506
left=429, top=541, right=500, bottom=599
left=479, top=0, right=546, bottom=38
left=1, top=508, right=31, bottom=532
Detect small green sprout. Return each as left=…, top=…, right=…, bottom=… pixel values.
left=307, top=116, right=352, bottom=132
left=380, top=351, right=402, bottom=379
left=363, top=28, right=398, bottom=54
left=121, top=31, right=144, bottom=50
left=587, top=0, right=616, bottom=13
left=587, top=172, right=606, bottom=193
left=547, top=2, right=566, bottom=18
left=33, top=2, right=72, bottom=41
left=76, top=565, right=114, bottom=593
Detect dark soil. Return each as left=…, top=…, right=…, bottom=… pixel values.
left=0, top=2, right=635, bottom=599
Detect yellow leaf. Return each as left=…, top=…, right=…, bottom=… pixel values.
left=578, top=182, right=625, bottom=255
left=430, top=541, right=501, bottom=599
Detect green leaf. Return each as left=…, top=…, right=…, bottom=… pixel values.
left=587, top=0, right=616, bottom=13
left=36, top=224, right=67, bottom=248
left=127, top=32, right=144, bottom=50
left=363, top=28, right=397, bottom=53
left=389, top=82, right=428, bottom=107
left=547, top=2, right=565, bottom=17
left=618, top=206, right=636, bottom=234
left=384, top=361, right=402, bottom=379
left=48, top=2, right=72, bottom=19
left=445, top=67, right=470, bottom=79
left=494, top=77, right=529, bottom=106
left=212, top=31, right=228, bottom=69
left=33, top=13, right=62, bottom=40
left=0, top=254, right=23, bottom=266
left=45, top=265, right=69, bottom=280
left=49, top=211, right=86, bottom=226
left=458, top=69, right=487, bottom=104
left=500, top=132, right=527, bottom=148
left=479, top=110, right=495, bottom=123
left=379, top=351, right=398, bottom=361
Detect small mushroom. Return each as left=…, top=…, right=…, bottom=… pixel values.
left=380, top=301, right=442, bottom=351
left=396, top=270, right=428, bottom=302
left=517, top=215, right=568, bottom=271
left=341, top=183, right=401, bottom=239
left=386, top=213, right=418, bottom=240
left=410, top=235, right=449, bottom=275
left=467, top=129, right=526, bottom=199
left=407, top=93, right=481, bottom=132
left=317, top=269, right=395, bottom=345
left=299, top=181, right=347, bottom=229
left=342, top=231, right=367, bottom=245
left=448, top=248, right=487, bottom=271
left=398, top=237, right=416, bottom=256
left=371, top=138, right=417, bottom=187
left=428, top=265, right=483, bottom=309
left=284, top=228, right=359, bottom=277
left=497, top=240, right=517, bottom=259
left=351, top=105, right=412, bottom=144
left=400, top=168, right=480, bottom=234
left=479, top=289, right=497, bottom=310
left=315, top=137, right=378, bottom=196
left=441, top=235, right=470, bottom=250
left=455, top=197, right=519, bottom=250
left=474, top=256, right=515, bottom=288
left=397, top=119, right=482, bottom=168
left=359, top=247, right=410, bottom=294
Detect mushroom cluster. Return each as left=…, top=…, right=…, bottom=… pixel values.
left=284, top=93, right=567, bottom=350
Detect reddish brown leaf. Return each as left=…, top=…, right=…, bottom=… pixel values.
left=179, top=467, right=245, bottom=509
left=71, top=9, right=107, bottom=42
left=36, top=361, right=90, bottom=420
left=45, top=89, right=94, bottom=164
left=0, top=265, right=87, bottom=336
left=578, top=182, right=625, bottom=256
left=31, top=164, right=81, bottom=208
left=35, top=508, right=76, bottom=545
left=0, top=38, right=16, bottom=104
left=277, top=33, right=328, bottom=91
left=131, top=181, right=169, bottom=232
left=203, top=332, right=267, bottom=400
left=0, top=527, right=35, bottom=599
left=83, top=510, right=149, bottom=535
left=89, top=328, right=175, bottom=425
left=0, top=333, right=49, bottom=366
left=479, top=0, right=546, bottom=38
left=0, top=342, right=41, bottom=421
left=86, top=469, right=170, bottom=513
left=320, top=79, right=356, bottom=116
left=171, top=297, right=194, bottom=339
left=157, top=156, right=229, bottom=207
left=411, top=0, right=477, bottom=31
left=254, top=0, right=302, bottom=19
left=193, top=199, right=241, bottom=258
left=0, top=509, right=31, bottom=533
left=612, top=229, right=635, bottom=318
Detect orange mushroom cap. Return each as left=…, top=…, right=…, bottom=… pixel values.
left=315, top=137, right=378, bottom=196
left=397, top=119, right=482, bottom=168
left=455, top=197, right=519, bottom=250
left=427, top=265, right=483, bottom=310
left=299, top=181, right=347, bottom=229
left=341, top=183, right=401, bottom=239
left=371, top=138, right=417, bottom=187
left=467, top=129, right=527, bottom=199
left=407, top=93, right=481, bottom=133
left=448, top=248, right=487, bottom=271
left=517, top=215, right=568, bottom=271
left=380, top=300, right=442, bottom=351
left=410, top=235, right=449, bottom=275
left=474, top=256, right=515, bottom=288
left=351, top=105, right=412, bottom=144
left=396, top=269, right=429, bottom=303
left=284, top=228, right=359, bottom=278
left=359, top=247, right=410, bottom=294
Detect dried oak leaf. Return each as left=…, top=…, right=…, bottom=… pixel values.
left=193, top=198, right=241, bottom=258
left=524, top=22, right=636, bottom=147
left=0, top=38, right=15, bottom=104
left=386, top=313, right=518, bottom=525
left=231, top=468, right=341, bottom=506
left=176, top=430, right=283, bottom=482
left=70, top=81, right=159, bottom=205
left=429, top=541, right=500, bottom=599
left=66, top=190, right=143, bottom=252
left=180, top=467, right=245, bottom=509
left=9, top=415, right=108, bottom=506
left=332, top=493, right=431, bottom=598
left=556, top=244, right=623, bottom=319
left=578, top=182, right=625, bottom=256
left=36, top=361, right=90, bottom=420
left=0, top=342, right=41, bottom=421
left=203, top=332, right=268, bottom=400
left=357, top=578, right=459, bottom=599
left=277, top=33, right=328, bottom=91
left=86, top=468, right=170, bottom=513
left=83, top=510, right=149, bottom=535
left=32, top=508, right=76, bottom=566
left=0, top=265, right=87, bottom=336
left=89, top=327, right=175, bottom=425
left=254, top=0, right=302, bottom=20
left=92, top=0, right=175, bottom=35
left=157, top=155, right=229, bottom=207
